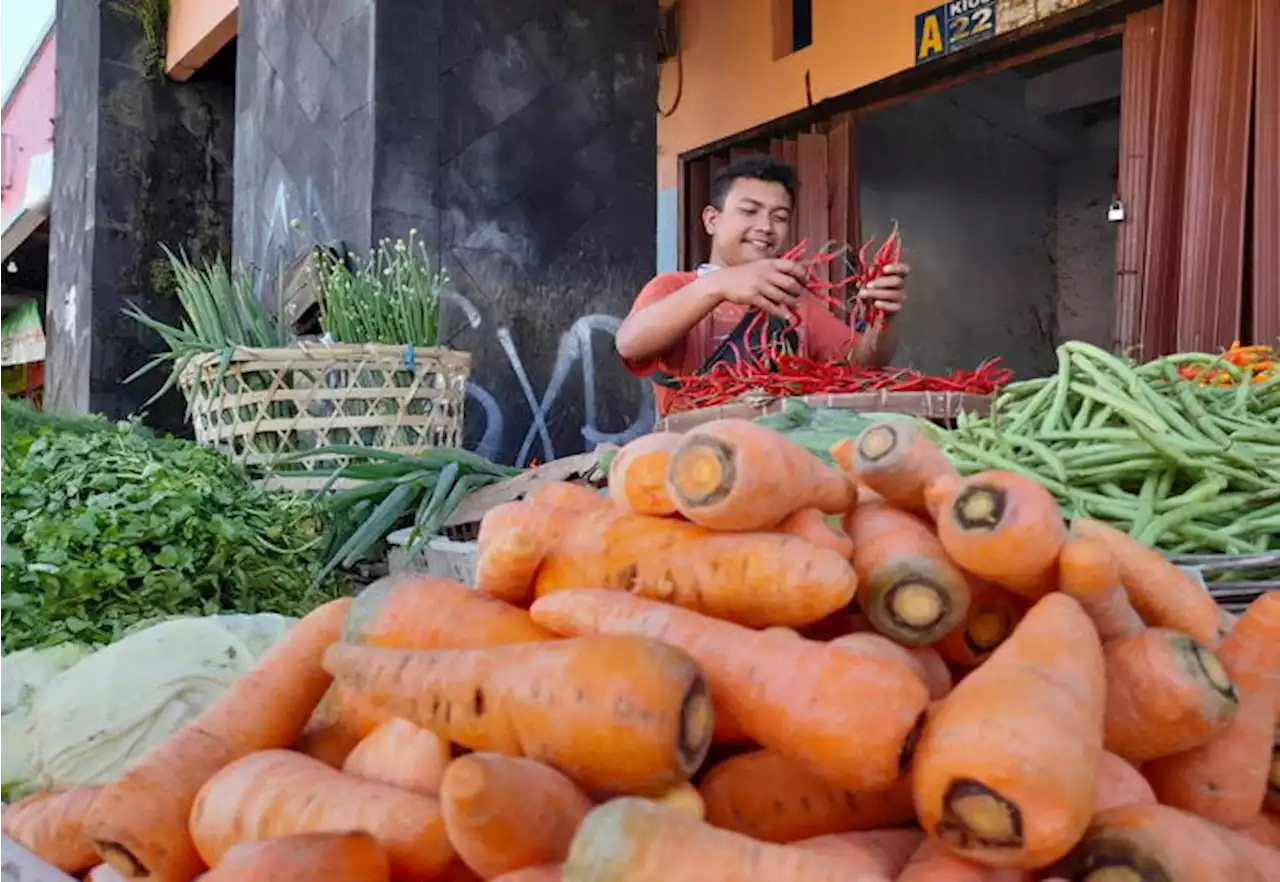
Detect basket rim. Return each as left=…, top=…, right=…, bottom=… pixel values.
left=181, top=343, right=472, bottom=371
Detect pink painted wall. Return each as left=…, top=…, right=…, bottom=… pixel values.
left=2, top=30, right=56, bottom=231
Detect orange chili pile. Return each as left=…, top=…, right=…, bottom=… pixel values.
left=1176, top=342, right=1276, bottom=387
left=671, top=231, right=1014, bottom=411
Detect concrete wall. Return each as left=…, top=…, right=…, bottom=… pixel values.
left=234, top=0, right=657, bottom=465
left=1054, top=122, right=1118, bottom=349
left=47, top=0, right=235, bottom=426
left=857, top=82, right=1060, bottom=378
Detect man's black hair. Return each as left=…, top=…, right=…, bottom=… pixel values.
left=708, top=153, right=798, bottom=210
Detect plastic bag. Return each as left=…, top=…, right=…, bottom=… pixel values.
left=1, top=643, right=95, bottom=800
left=22, top=613, right=296, bottom=792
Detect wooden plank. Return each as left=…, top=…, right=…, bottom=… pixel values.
left=684, top=157, right=712, bottom=269
left=796, top=131, right=830, bottom=278
left=729, top=146, right=756, bottom=161
left=1, top=836, right=77, bottom=882
left=826, top=111, right=861, bottom=259
left=1114, top=6, right=1162, bottom=354
left=1253, top=0, right=1280, bottom=344
left=781, top=137, right=800, bottom=244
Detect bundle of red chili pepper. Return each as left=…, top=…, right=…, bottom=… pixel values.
left=669, top=229, right=1015, bottom=412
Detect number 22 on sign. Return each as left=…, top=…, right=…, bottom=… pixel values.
left=914, top=0, right=996, bottom=65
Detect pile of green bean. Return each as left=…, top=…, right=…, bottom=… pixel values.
left=928, top=341, right=1280, bottom=554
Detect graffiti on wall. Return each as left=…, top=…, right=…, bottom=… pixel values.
left=254, top=176, right=655, bottom=465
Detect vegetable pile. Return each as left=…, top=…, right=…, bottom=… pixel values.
left=931, top=341, right=1280, bottom=554
left=1176, top=341, right=1276, bottom=386
left=5, top=418, right=1277, bottom=881
left=0, top=400, right=347, bottom=652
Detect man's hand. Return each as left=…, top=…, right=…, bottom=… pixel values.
left=711, top=259, right=809, bottom=320
left=858, top=262, right=910, bottom=317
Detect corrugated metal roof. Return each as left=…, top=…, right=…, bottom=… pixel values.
left=1114, top=6, right=1162, bottom=354
left=1176, top=0, right=1256, bottom=351
left=1254, top=0, right=1280, bottom=344
left=1139, top=0, right=1196, bottom=359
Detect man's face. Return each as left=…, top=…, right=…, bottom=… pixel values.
left=703, top=177, right=793, bottom=266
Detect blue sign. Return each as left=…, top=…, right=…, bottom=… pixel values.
left=915, top=0, right=997, bottom=66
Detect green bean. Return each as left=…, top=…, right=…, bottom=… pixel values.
left=1070, top=395, right=1095, bottom=431
left=1139, top=490, right=1280, bottom=546
left=1173, top=523, right=1253, bottom=554
left=1003, top=377, right=1058, bottom=435
left=1071, top=459, right=1166, bottom=485
left=970, top=427, right=1068, bottom=483
left=1163, top=361, right=1235, bottom=446
left=1150, top=476, right=1226, bottom=514
left=1130, top=471, right=1164, bottom=537
left=1069, top=382, right=1168, bottom=433
left=1088, top=404, right=1115, bottom=428
left=1040, top=347, right=1074, bottom=434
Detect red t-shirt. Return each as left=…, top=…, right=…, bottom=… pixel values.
left=621, top=271, right=861, bottom=416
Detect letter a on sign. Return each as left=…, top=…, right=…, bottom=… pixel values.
left=915, top=5, right=947, bottom=64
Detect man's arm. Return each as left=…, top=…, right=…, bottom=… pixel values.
left=852, top=321, right=898, bottom=366
left=803, top=298, right=898, bottom=366
left=615, top=275, right=722, bottom=365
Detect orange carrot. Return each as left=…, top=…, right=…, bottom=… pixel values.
left=897, top=838, right=1027, bottom=881
left=608, top=432, right=684, bottom=516
left=1, top=787, right=102, bottom=874
left=85, top=597, right=351, bottom=881
left=440, top=753, right=593, bottom=878
left=932, top=578, right=1026, bottom=668
left=295, top=683, right=394, bottom=768
left=697, top=749, right=914, bottom=842
left=830, top=437, right=855, bottom=474
left=531, top=590, right=929, bottom=793
left=563, top=797, right=872, bottom=881
left=843, top=500, right=972, bottom=645
left=1071, top=517, right=1225, bottom=648
left=666, top=418, right=855, bottom=530
left=1049, top=803, right=1276, bottom=881
left=474, top=502, right=586, bottom=605
left=914, top=593, right=1106, bottom=869
left=1145, top=591, right=1280, bottom=827
left=531, top=509, right=857, bottom=628
left=775, top=507, right=854, bottom=559
left=526, top=481, right=610, bottom=513
left=1056, top=530, right=1144, bottom=640
left=1245, top=811, right=1280, bottom=850
left=1269, top=720, right=1280, bottom=814
left=933, top=471, right=1065, bottom=599
left=797, top=608, right=875, bottom=642
left=1094, top=750, right=1157, bottom=813
left=324, top=635, right=712, bottom=794
left=86, top=865, right=127, bottom=882
left=190, top=749, right=452, bottom=880
left=489, top=867, right=562, bottom=882
left=851, top=419, right=958, bottom=515
left=794, top=829, right=923, bottom=877
left=1102, top=628, right=1238, bottom=763
left=194, top=832, right=390, bottom=882
left=343, top=717, right=452, bottom=795
left=910, top=645, right=955, bottom=700
left=830, top=632, right=944, bottom=697
left=343, top=573, right=555, bottom=649
left=650, top=782, right=705, bottom=820
left=922, top=473, right=961, bottom=522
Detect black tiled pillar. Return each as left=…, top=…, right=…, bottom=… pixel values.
left=234, top=0, right=658, bottom=464
left=47, top=0, right=235, bottom=429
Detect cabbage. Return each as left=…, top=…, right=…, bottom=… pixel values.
left=20, top=613, right=296, bottom=793
left=1, top=643, right=95, bottom=800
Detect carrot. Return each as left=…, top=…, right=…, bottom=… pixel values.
left=1071, top=517, right=1225, bottom=648
left=797, top=608, right=875, bottom=642
left=474, top=502, right=583, bottom=605
left=608, top=432, right=684, bottom=516
left=189, top=749, right=452, bottom=880
left=193, top=832, right=390, bottom=882
left=1144, top=591, right=1280, bottom=827
left=440, top=753, right=593, bottom=878
left=1, top=786, right=102, bottom=874
left=933, top=471, right=1065, bottom=599
left=1102, top=628, right=1238, bottom=763
left=87, top=866, right=127, bottom=882
left=1056, top=530, right=1145, bottom=640
left=530, top=590, right=929, bottom=793
left=490, top=867, right=562, bottom=882
left=843, top=501, right=972, bottom=645
left=698, top=749, right=914, bottom=842
left=666, top=418, right=855, bottom=530
left=830, top=632, right=954, bottom=698
left=343, top=573, right=555, bottom=649
left=794, top=829, right=923, bottom=876
left=914, top=593, right=1107, bottom=869
left=775, top=507, right=854, bottom=559
left=923, top=474, right=960, bottom=522
left=531, top=509, right=857, bottom=629
left=526, top=481, right=610, bottom=513
left=1094, top=750, right=1157, bottom=813
left=932, top=578, right=1026, bottom=668
left=295, top=683, right=394, bottom=768
left=650, top=782, right=705, bottom=820
left=84, top=597, right=351, bottom=881
left=851, top=419, right=958, bottom=515
left=1269, top=720, right=1280, bottom=814
left=830, top=437, right=855, bottom=474
left=897, top=838, right=1026, bottom=882
left=1245, top=811, right=1280, bottom=850
left=343, top=717, right=453, bottom=795
left=562, top=797, right=873, bottom=882
left=910, top=645, right=955, bottom=700
left=1048, top=803, right=1276, bottom=882
left=324, top=635, right=712, bottom=794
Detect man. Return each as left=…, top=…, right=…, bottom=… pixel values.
left=616, top=154, right=909, bottom=416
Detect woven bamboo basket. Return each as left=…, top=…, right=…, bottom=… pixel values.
left=657, top=390, right=994, bottom=432
left=179, top=343, right=470, bottom=491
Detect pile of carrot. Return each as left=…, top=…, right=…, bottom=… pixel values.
left=3, top=417, right=1278, bottom=882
